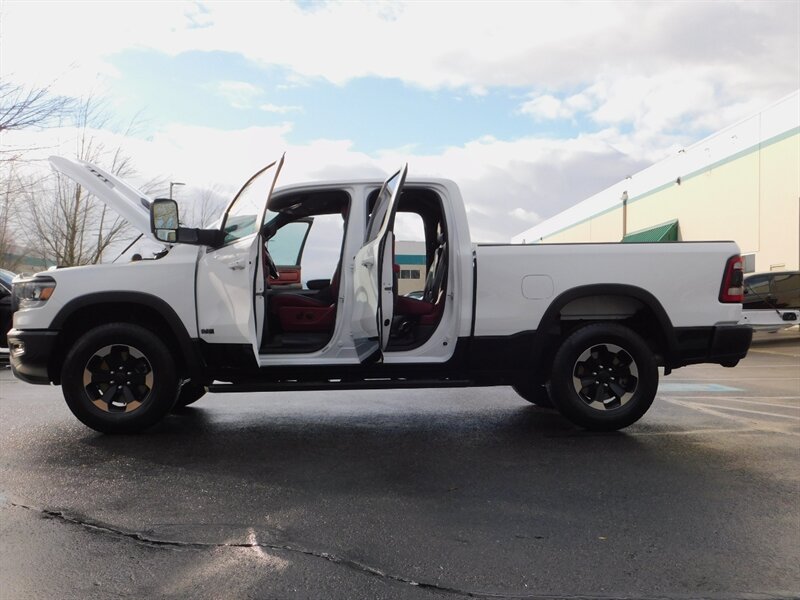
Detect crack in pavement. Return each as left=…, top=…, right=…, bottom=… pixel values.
left=8, top=502, right=796, bottom=600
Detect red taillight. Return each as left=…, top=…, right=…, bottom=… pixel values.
left=719, top=255, right=744, bottom=303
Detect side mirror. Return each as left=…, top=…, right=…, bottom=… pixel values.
left=150, top=198, right=180, bottom=243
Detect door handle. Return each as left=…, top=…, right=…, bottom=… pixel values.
left=229, top=260, right=245, bottom=270
left=361, top=259, right=374, bottom=268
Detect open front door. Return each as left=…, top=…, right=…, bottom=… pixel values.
left=351, top=165, right=408, bottom=362
left=195, top=155, right=285, bottom=359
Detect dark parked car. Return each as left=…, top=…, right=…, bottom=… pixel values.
left=0, top=268, right=15, bottom=355
left=743, top=271, right=800, bottom=311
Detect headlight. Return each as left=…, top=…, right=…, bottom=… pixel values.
left=13, top=277, right=56, bottom=309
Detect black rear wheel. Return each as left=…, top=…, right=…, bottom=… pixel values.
left=549, top=323, right=658, bottom=431
left=61, top=323, right=179, bottom=433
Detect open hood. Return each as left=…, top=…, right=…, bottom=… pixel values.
left=49, top=156, right=160, bottom=243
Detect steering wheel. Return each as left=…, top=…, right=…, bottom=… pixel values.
left=263, top=247, right=279, bottom=279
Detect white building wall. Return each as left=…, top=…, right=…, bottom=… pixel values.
left=512, top=91, right=800, bottom=273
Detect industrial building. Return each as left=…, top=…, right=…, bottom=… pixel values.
left=395, top=240, right=426, bottom=295
left=513, top=91, right=800, bottom=274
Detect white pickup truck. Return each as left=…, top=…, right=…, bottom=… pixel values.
left=9, top=155, right=752, bottom=434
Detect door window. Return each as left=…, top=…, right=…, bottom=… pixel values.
left=269, top=221, right=311, bottom=266
left=222, top=164, right=280, bottom=245
left=365, top=170, right=402, bottom=244
left=300, top=213, right=347, bottom=285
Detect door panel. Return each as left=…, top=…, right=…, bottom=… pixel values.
left=196, top=236, right=262, bottom=345
left=351, top=165, right=407, bottom=362
left=195, top=155, right=284, bottom=358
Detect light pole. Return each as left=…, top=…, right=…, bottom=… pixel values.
left=169, top=181, right=185, bottom=199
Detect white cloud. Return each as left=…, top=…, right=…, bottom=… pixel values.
left=510, top=208, right=541, bottom=224
left=5, top=121, right=646, bottom=243
left=519, top=95, right=574, bottom=121
left=4, top=2, right=796, bottom=98
left=210, top=81, right=263, bottom=109
left=259, top=104, right=303, bottom=114
left=2, top=0, right=797, bottom=247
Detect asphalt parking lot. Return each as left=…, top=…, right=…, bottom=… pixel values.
left=1, top=330, right=798, bottom=600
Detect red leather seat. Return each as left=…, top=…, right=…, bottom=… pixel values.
left=268, top=262, right=341, bottom=333
left=395, top=294, right=444, bottom=326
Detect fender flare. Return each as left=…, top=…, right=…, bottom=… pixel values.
left=532, top=283, right=679, bottom=366
left=50, top=291, right=205, bottom=381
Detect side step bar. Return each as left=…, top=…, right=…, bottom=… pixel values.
left=208, top=378, right=474, bottom=393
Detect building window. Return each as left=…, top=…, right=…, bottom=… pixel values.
left=742, top=253, right=756, bottom=274
left=399, top=269, right=421, bottom=279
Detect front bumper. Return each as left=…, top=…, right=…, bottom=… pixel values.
left=7, top=329, right=58, bottom=385
left=672, top=325, right=753, bottom=368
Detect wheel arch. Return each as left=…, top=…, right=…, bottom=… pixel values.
left=48, top=292, right=205, bottom=384
left=530, top=284, right=678, bottom=382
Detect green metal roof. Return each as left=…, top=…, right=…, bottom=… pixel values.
left=622, top=220, right=679, bottom=243
left=395, top=254, right=426, bottom=265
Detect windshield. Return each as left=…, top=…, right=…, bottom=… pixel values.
left=221, top=161, right=280, bottom=245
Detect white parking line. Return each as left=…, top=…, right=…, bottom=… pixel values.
left=667, top=377, right=800, bottom=381
left=725, top=364, right=800, bottom=368
left=672, top=400, right=800, bottom=420
left=633, top=428, right=751, bottom=436
left=748, top=349, right=800, bottom=357
left=663, top=396, right=800, bottom=408
left=661, top=398, right=800, bottom=436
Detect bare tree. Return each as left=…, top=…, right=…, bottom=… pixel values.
left=0, top=81, right=69, bottom=132
left=0, top=82, right=72, bottom=270
left=0, top=81, right=71, bottom=163
left=18, top=97, right=163, bottom=267
left=0, top=167, right=21, bottom=270
left=178, top=184, right=227, bottom=228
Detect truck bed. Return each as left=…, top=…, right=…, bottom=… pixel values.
left=473, top=241, right=741, bottom=337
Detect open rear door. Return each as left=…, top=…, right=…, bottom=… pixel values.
left=351, top=165, right=408, bottom=362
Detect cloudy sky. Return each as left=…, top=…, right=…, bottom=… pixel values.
left=2, top=0, right=799, bottom=242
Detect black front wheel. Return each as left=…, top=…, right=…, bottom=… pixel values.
left=61, top=323, right=179, bottom=434
left=549, top=323, right=658, bottom=431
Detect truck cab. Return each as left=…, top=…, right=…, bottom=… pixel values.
left=147, top=158, right=472, bottom=372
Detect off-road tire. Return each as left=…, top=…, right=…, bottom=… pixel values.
left=61, top=323, right=179, bottom=434
left=549, top=323, right=658, bottom=431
